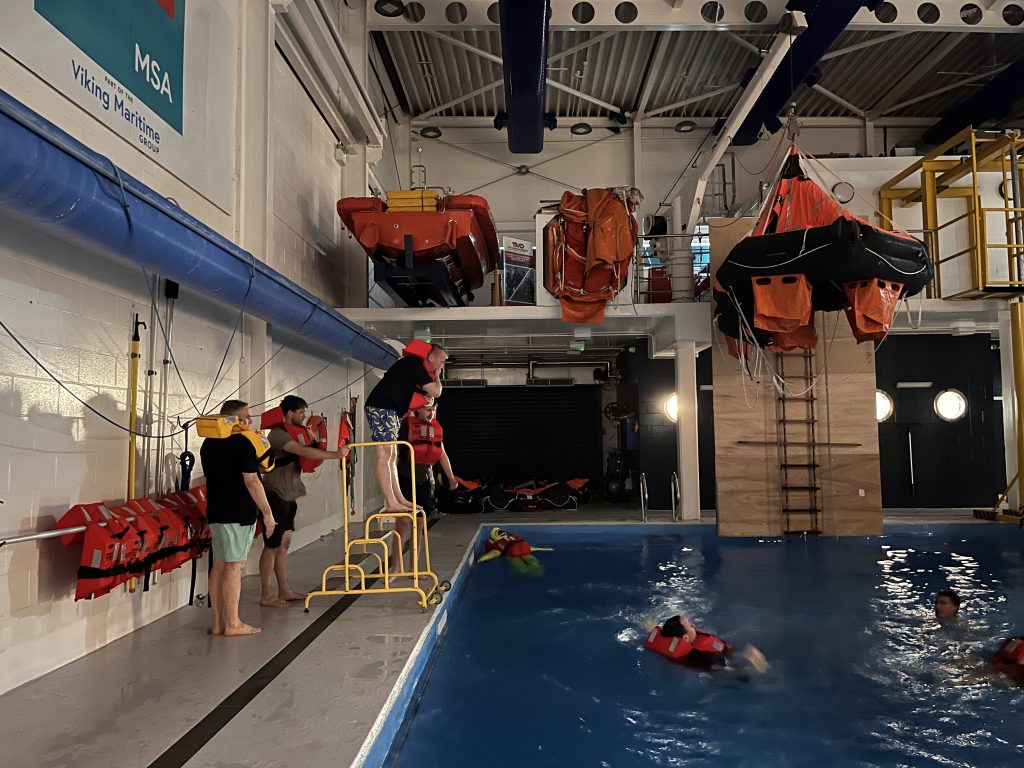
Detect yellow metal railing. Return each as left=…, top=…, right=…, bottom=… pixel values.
left=304, top=440, right=450, bottom=611
left=878, top=127, right=1024, bottom=300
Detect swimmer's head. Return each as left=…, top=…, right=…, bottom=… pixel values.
left=935, top=589, right=960, bottom=621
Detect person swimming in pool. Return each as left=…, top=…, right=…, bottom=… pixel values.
left=934, top=589, right=961, bottom=625
left=642, top=615, right=769, bottom=678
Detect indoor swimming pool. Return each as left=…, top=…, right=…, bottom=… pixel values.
left=384, top=524, right=1024, bottom=768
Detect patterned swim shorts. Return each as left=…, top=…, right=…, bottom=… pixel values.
left=365, top=405, right=401, bottom=443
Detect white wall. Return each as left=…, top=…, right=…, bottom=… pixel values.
left=0, top=0, right=387, bottom=694
left=406, top=124, right=925, bottom=242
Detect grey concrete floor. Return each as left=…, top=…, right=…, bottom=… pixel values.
left=0, top=504, right=988, bottom=768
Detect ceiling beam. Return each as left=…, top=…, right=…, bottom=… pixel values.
left=425, top=31, right=623, bottom=115
left=368, top=1, right=1024, bottom=33
left=819, top=30, right=915, bottom=60
left=682, top=11, right=809, bottom=232
left=415, top=32, right=618, bottom=119
left=811, top=84, right=865, bottom=117
left=880, top=63, right=1012, bottom=115
left=634, top=31, right=676, bottom=118
left=411, top=115, right=938, bottom=129
left=640, top=84, right=741, bottom=119
left=868, top=33, right=967, bottom=116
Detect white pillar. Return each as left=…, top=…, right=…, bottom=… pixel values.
left=670, top=196, right=693, bottom=300
left=999, top=309, right=1019, bottom=508
left=675, top=340, right=700, bottom=520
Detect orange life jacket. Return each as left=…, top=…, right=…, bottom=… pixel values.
left=75, top=518, right=143, bottom=600
left=260, top=408, right=329, bottom=473
left=406, top=414, right=443, bottom=466
left=990, top=637, right=1024, bottom=678
left=403, top=339, right=438, bottom=412
left=644, top=626, right=733, bottom=663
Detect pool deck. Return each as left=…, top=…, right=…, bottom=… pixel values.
left=0, top=506, right=989, bottom=768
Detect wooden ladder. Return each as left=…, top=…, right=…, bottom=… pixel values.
left=775, top=349, right=822, bottom=535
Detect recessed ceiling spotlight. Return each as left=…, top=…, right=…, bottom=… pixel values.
left=419, top=126, right=442, bottom=139
left=674, top=119, right=697, bottom=133
left=570, top=122, right=593, bottom=135
left=374, top=0, right=405, bottom=18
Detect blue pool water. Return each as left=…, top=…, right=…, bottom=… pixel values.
left=388, top=524, right=1024, bottom=768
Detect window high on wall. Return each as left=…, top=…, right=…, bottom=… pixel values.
left=692, top=223, right=710, bottom=273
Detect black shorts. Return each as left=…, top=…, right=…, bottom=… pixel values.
left=262, top=490, right=297, bottom=548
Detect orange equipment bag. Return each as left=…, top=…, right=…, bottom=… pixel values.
left=843, top=279, right=903, bottom=343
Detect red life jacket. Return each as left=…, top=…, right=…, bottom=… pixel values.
left=990, top=637, right=1024, bottom=678
left=485, top=533, right=532, bottom=558
left=407, top=414, right=443, bottom=466
left=260, top=408, right=329, bottom=472
left=55, top=502, right=121, bottom=548
left=162, top=489, right=211, bottom=557
left=644, top=627, right=733, bottom=663
left=75, top=518, right=143, bottom=600
left=404, top=340, right=438, bottom=412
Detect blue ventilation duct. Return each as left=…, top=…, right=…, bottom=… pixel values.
left=494, top=0, right=556, bottom=154
left=731, top=1, right=877, bottom=147
left=0, top=89, right=398, bottom=371
left=922, top=56, right=1024, bottom=146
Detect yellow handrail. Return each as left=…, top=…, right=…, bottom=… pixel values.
left=304, top=439, right=450, bottom=611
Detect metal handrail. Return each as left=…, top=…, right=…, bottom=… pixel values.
left=639, top=472, right=649, bottom=522
left=670, top=472, right=681, bottom=522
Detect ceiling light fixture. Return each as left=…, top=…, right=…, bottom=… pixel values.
left=674, top=119, right=697, bottom=133
left=373, top=0, right=405, bottom=18
left=570, top=122, right=593, bottom=136
left=419, top=126, right=442, bottom=139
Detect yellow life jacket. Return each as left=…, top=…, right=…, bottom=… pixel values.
left=195, top=415, right=275, bottom=473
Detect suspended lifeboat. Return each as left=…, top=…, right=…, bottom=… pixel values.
left=713, top=152, right=933, bottom=355
left=338, top=189, right=500, bottom=307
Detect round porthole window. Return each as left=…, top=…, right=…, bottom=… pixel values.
left=934, top=389, right=967, bottom=422
left=876, top=390, right=894, bottom=422
left=665, top=393, right=679, bottom=423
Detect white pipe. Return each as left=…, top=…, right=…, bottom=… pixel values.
left=674, top=340, right=700, bottom=521
left=682, top=12, right=808, bottom=235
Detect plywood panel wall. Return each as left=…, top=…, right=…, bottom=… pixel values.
left=708, top=218, right=883, bottom=537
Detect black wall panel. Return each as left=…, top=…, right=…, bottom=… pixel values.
left=697, top=349, right=717, bottom=511
left=875, top=334, right=1005, bottom=508
left=438, top=386, right=603, bottom=483
left=617, top=341, right=678, bottom=509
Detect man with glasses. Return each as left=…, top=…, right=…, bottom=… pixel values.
left=259, top=395, right=348, bottom=607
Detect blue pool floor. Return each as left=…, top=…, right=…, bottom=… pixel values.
left=389, top=524, right=1024, bottom=768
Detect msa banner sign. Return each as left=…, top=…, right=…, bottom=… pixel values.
left=36, top=0, right=184, bottom=133
left=0, top=0, right=236, bottom=210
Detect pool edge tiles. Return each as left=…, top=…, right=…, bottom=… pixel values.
left=351, top=524, right=482, bottom=768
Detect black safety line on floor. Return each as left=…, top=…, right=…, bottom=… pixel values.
left=148, top=517, right=440, bottom=768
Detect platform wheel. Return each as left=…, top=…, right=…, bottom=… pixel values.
left=427, top=591, right=443, bottom=606
left=437, top=580, right=452, bottom=593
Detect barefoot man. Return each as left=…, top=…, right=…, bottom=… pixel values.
left=365, top=344, right=445, bottom=568
left=199, top=400, right=276, bottom=637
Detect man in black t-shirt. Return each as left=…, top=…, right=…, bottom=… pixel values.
left=199, top=399, right=276, bottom=637
left=365, top=344, right=445, bottom=513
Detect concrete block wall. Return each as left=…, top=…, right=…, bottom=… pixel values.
left=0, top=213, right=243, bottom=694
left=0, top=5, right=389, bottom=694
